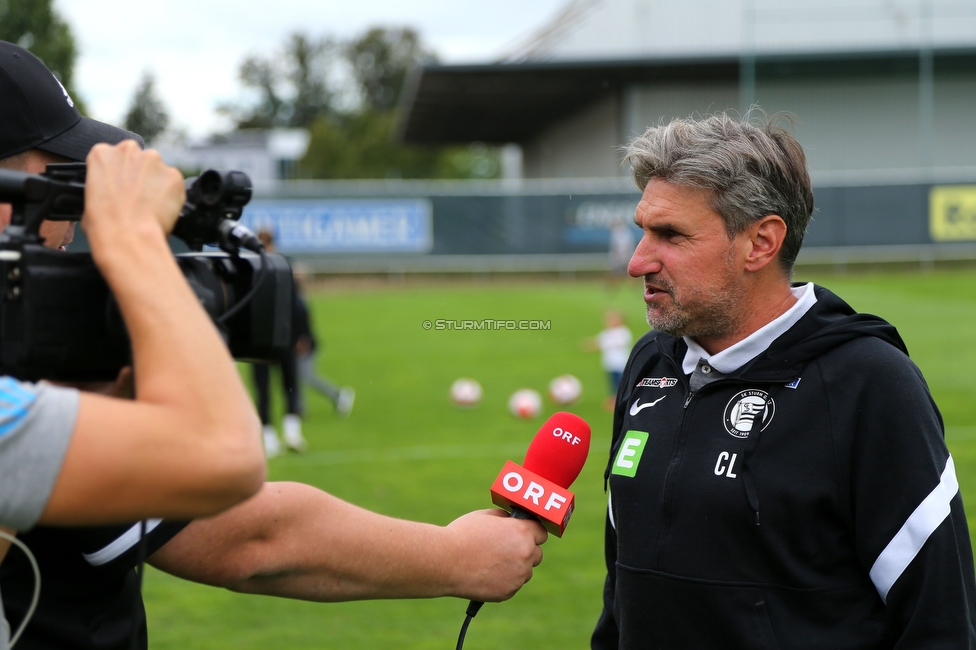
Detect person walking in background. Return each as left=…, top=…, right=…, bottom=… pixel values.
left=583, top=310, right=633, bottom=412
left=251, top=229, right=307, bottom=456
left=292, top=264, right=355, bottom=418
left=607, top=219, right=636, bottom=287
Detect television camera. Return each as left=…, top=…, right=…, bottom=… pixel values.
left=0, top=164, right=292, bottom=381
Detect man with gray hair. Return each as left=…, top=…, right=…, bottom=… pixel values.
left=593, top=112, right=976, bottom=648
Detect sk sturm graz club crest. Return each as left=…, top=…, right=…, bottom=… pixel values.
left=723, top=389, right=775, bottom=438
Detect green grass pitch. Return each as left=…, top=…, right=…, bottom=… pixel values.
left=143, top=268, right=976, bottom=649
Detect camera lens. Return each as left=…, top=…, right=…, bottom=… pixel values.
left=197, top=170, right=223, bottom=205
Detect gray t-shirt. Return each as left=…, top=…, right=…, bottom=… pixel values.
left=0, top=377, right=78, bottom=650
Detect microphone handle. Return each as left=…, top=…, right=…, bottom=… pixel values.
left=466, top=506, right=536, bottom=613
left=510, top=507, right=534, bottom=521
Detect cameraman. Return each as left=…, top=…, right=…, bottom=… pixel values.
left=0, top=43, right=267, bottom=530
left=0, top=42, right=547, bottom=650
left=0, top=143, right=267, bottom=526
left=0, top=42, right=269, bottom=648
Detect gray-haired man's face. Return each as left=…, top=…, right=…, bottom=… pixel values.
left=629, top=178, right=744, bottom=350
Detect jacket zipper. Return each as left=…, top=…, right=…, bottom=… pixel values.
left=652, top=357, right=693, bottom=567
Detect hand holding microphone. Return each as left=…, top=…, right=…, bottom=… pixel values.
left=458, top=411, right=591, bottom=649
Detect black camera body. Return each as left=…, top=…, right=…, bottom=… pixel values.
left=0, top=164, right=293, bottom=381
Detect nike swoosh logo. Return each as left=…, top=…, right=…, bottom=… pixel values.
left=630, top=395, right=666, bottom=416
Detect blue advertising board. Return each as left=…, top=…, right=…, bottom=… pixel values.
left=242, top=198, right=433, bottom=253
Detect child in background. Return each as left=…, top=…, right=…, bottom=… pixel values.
left=584, top=310, right=633, bottom=411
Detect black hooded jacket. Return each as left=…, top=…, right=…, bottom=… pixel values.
left=592, top=285, right=976, bottom=649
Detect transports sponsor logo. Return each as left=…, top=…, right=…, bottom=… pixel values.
left=636, top=377, right=677, bottom=388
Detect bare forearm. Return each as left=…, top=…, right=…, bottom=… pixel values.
left=233, top=504, right=460, bottom=601
left=151, top=482, right=546, bottom=603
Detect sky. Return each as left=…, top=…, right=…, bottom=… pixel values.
left=56, top=0, right=568, bottom=139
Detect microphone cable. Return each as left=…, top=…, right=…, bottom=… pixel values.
left=0, top=529, right=40, bottom=648
left=455, top=600, right=482, bottom=650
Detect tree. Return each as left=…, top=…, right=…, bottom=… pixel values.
left=224, top=26, right=499, bottom=180
left=219, top=33, right=335, bottom=130
left=287, top=33, right=335, bottom=128
left=228, top=56, right=284, bottom=129
left=0, top=0, right=86, bottom=113
left=297, top=26, right=471, bottom=179
left=124, top=72, right=170, bottom=144
left=300, top=111, right=443, bottom=179
left=343, top=27, right=435, bottom=112
left=299, top=112, right=498, bottom=180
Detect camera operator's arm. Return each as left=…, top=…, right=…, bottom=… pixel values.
left=149, top=481, right=547, bottom=603
left=37, top=142, right=265, bottom=525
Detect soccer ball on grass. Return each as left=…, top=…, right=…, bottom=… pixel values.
left=449, top=378, right=483, bottom=407
left=548, top=374, right=582, bottom=405
left=508, top=388, right=543, bottom=419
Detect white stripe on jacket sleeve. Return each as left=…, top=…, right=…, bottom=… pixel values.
left=869, top=455, right=958, bottom=603
left=82, top=519, right=163, bottom=566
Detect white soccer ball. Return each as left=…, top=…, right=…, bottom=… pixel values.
left=549, top=374, right=583, bottom=405
left=508, top=388, right=543, bottom=419
left=450, top=378, right=483, bottom=407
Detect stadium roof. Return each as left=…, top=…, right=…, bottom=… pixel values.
left=397, top=56, right=735, bottom=145
left=399, top=0, right=976, bottom=145
left=397, top=48, right=976, bottom=145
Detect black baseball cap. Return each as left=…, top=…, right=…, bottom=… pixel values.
left=0, top=40, right=144, bottom=162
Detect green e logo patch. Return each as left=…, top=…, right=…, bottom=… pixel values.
left=611, top=430, right=649, bottom=477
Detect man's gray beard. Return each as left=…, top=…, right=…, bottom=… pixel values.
left=644, top=271, right=742, bottom=340
left=646, top=294, right=739, bottom=339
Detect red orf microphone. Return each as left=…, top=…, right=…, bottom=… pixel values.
left=490, top=411, right=591, bottom=536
